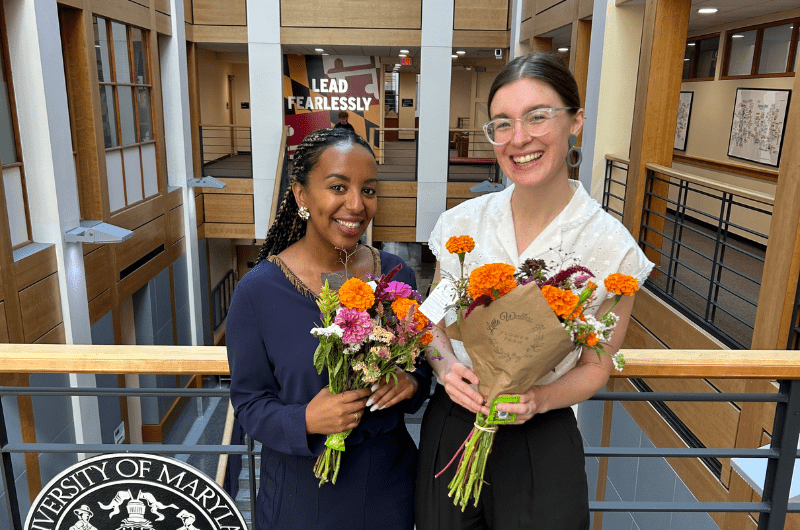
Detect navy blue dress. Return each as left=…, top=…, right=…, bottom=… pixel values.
left=226, top=248, right=431, bottom=530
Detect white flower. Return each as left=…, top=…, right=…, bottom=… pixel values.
left=310, top=324, right=344, bottom=338
left=612, top=353, right=625, bottom=371
left=367, top=280, right=377, bottom=291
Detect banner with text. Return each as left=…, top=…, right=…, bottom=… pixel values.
left=283, top=55, right=381, bottom=149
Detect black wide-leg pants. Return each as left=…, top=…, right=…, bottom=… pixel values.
left=415, top=384, right=590, bottom=530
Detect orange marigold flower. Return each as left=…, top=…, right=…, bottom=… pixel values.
left=446, top=235, right=476, bottom=255
left=419, top=331, right=433, bottom=346
left=391, top=297, right=428, bottom=331
left=586, top=333, right=599, bottom=347
left=604, top=273, right=639, bottom=296
left=587, top=281, right=597, bottom=291
left=468, top=263, right=517, bottom=300
left=338, top=277, right=375, bottom=311
left=541, top=285, right=582, bottom=320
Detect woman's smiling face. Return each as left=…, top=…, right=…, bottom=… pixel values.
left=293, top=142, right=378, bottom=252
left=489, top=78, right=584, bottom=190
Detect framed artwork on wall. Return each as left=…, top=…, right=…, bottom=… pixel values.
left=674, top=91, right=693, bottom=151
left=727, top=87, right=791, bottom=167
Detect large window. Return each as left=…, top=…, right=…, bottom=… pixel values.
left=0, top=13, right=30, bottom=248
left=94, top=16, right=158, bottom=213
left=723, top=18, right=799, bottom=78
left=682, top=34, right=719, bottom=81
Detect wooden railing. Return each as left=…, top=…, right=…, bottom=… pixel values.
left=1, top=345, right=799, bottom=529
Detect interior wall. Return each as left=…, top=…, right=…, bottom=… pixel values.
left=449, top=68, right=473, bottom=128
left=208, top=238, right=235, bottom=290
left=197, top=48, right=232, bottom=125
left=231, top=62, right=252, bottom=127
left=398, top=70, right=417, bottom=139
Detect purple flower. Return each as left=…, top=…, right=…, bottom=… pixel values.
left=573, top=274, right=592, bottom=288
left=334, top=308, right=372, bottom=344
left=384, top=281, right=413, bottom=301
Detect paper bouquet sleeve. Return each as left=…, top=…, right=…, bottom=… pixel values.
left=445, top=281, right=575, bottom=403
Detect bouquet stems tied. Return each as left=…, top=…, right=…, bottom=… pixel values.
left=438, top=412, right=497, bottom=511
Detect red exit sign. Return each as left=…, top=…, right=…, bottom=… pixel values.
left=401, top=57, right=412, bottom=65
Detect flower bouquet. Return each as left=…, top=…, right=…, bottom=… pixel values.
left=434, top=235, right=639, bottom=510
left=310, top=264, right=433, bottom=486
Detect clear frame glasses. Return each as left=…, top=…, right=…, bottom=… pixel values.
left=482, top=107, right=577, bottom=145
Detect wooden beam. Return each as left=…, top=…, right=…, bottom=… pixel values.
left=570, top=19, right=591, bottom=145
left=623, top=0, right=691, bottom=260
left=751, top=60, right=800, bottom=350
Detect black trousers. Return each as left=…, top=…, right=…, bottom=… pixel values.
left=415, top=385, right=590, bottom=530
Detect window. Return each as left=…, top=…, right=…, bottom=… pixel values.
left=723, top=18, right=799, bottom=78
left=682, top=34, right=719, bottom=80
left=0, top=12, right=30, bottom=248
left=94, top=16, right=158, bottom=213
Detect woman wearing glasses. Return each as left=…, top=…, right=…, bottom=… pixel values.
left=415, top=53, right=653, bottom=529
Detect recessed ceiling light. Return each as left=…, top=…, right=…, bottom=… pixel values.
left=452, top=54, right=458, bottom=58
left=684, top=58, right=690, bottom=61
left=400, top=49, right=409, bottom=54
left=315, top=48, right=324, bottom=52
left=395, top=63, right=400, bottom=67
left=456, top=51, right=466, bottom=55
left=732, top=34, right=744, bottom=38
left=399, top=54, right=406, bottom=57
left=698, top=7, right=718, bottom=14
left=322, top=53, right=329, bottom=56
left=687, top=42, right=696, bottom=46
left=558, top=47, right=569, bottom=52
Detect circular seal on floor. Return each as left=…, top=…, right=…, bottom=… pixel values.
left=24, top=453, right=247, bottom=530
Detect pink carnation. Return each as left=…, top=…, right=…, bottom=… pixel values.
left=334, top=308, right=372, bottom=344
left=383, top=281, right=413, bottom=301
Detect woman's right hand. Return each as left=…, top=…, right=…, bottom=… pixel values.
left=442, top=363, right=490, bottom=415
left=305, top=387, right=371, bottom=435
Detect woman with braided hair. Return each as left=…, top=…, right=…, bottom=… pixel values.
left=226, top=127, right=430, bottom=529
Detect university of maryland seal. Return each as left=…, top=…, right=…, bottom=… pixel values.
left=24, top=453, right=247, bottom=530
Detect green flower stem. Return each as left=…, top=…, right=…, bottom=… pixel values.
left=446, top=413, right=496, bottom=511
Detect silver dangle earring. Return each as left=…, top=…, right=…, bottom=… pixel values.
left=566, top=134, right=582, bottom=168
left=298, top=206, right=310, bottom=220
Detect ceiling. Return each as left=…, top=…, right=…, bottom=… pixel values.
left=198, top=1, right=800, bottom=59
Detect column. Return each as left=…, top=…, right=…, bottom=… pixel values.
left=160, top=0, right=205, bottom=346
left=4, top=0, right=98, bottom=447
left=247, top=0, right=284, bottom=238
left=580, top=0, right=646, bottom=196
left=416, top=0, right=454, bottom=242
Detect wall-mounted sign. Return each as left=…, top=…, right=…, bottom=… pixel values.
left=401, top=57, right=412, bottom=65
left=283, top=55, right=382, bottom=148
left=402, top=99, right=414, bottom=107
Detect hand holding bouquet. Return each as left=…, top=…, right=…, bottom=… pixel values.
left=310, top=264, right=433, bottom=486
left=433, top=236, right=639, bottom=510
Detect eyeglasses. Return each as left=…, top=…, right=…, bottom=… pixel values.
left=482, top=107, right=577, bottom=145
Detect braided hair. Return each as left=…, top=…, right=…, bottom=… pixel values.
left=255, top=128, right=375, bottom=263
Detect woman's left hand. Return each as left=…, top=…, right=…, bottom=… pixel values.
left=495, top=386, right=541, bottom=425
left=366, top=370, right=419, bottom=412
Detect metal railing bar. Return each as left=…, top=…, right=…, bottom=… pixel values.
left=1, top=442, right=252, bottom=455
left=0, top=387, right=230, bottom=397
left=592, top=392, right=786, bottom=402
left=760, top=380, right=800, bottom=529
left=605, top=192, right=625, bottom=202
left=589, top=501, right=781, bottom=513
left=0, top=394, right=22, bottom=530
left=605, top=207, right=624, bottom=218
left=585, top=447, right=776, bottom=458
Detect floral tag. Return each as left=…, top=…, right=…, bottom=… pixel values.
left=487, top=395, right=519, bottom=424
left=419, top=278, right=458, bottom=324
left=325, top=432, right=347, bottom=451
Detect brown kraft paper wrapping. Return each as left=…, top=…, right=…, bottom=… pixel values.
left=445, top=281, right=576, bottom=404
